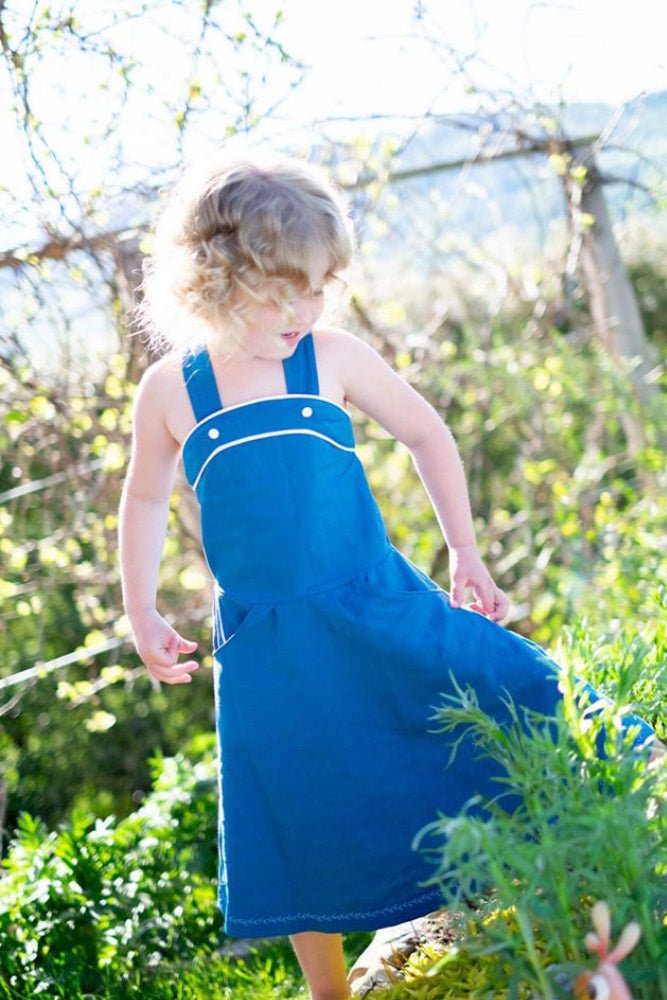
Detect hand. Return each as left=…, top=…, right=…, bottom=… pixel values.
left=128, top=607, right=199, bottom=684
left=448, top=544, right=510, bottom=623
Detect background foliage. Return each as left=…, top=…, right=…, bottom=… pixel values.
left=1, top=1, right=666, bottom=996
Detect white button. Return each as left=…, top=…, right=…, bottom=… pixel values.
left=208, top=427, right=220, bottom=439
left=301, top=406, right=314, bottom=418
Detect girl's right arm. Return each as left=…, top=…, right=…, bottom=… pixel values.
left=118, top=362, right=199, bottom=685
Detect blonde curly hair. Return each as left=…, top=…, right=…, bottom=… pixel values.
left=136, top=151, right=355, bottom=356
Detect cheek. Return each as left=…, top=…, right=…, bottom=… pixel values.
left=259, top=303, right=281, bottom=322
left=304, top=297, right=324, bottom=321
left=247, top=304, right=285, bottom=332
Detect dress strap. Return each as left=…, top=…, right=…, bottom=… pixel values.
left=283, top=331, right=320, bottom=395
left=181, top=346, right=223, bottom=422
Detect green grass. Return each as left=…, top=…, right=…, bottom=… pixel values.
left=147, top=932, right=373, bottom=999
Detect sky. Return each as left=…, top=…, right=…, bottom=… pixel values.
left=268, top=0, right=667, bottom=126
left=2, top=0, right=666, bottom=370
left=4, top=0, right=666, bottom=204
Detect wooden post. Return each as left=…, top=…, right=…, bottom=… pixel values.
left=561, top=146, right=663, bottom=453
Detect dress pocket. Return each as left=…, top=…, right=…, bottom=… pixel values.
left=212, top=591, right=262, bottom=655
left=352, top=547, right=445, bottom=598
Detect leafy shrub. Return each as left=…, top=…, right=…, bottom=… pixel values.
left=409, top=617, right=667, bottom=999
left=0, top=743, right=222, bottom=999
left=358, top=298, right=666, bottom=645
left=551, top=587, right=667, bottom=740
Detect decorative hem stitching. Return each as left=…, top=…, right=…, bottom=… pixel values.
left=225, top=886, right=443, bottom=926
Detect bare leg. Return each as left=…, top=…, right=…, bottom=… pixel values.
left=289, top=931, right=352, bottom=1000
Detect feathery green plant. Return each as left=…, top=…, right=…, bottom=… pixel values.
left=410, top=644, right=667, bottom=999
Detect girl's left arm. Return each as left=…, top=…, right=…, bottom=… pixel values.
left=327, top=327, right=510, bottom=622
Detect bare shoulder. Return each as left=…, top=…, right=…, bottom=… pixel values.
left=311, top=326, right=441, bottom=448
left=310, top=326, right=377, bottom=389
left=311, top=325, right=394, bottom=394
left=311, top=325, right=365, bottom=361
left=140, top=350, right=187, bottom=392
left=309, top=327, right=355, bottom=407
left=133, top=352, right=189, bottom=447
left=134, top=355, right=173, bottom=420
left=121, top=353, right=188, bottom=500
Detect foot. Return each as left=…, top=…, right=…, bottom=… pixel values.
left=347, top=914, right=437, bottom=995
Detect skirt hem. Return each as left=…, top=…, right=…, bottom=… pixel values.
left=221, top=886, right=445, bottom=938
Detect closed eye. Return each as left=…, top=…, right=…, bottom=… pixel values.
left=287, top=289, right=324, bottom=305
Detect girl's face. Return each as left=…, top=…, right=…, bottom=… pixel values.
left=219, top=250, right=331, bottom=361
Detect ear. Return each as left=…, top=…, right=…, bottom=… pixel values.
left=585, top=932, right=605, bottom=959
left=608, top=921, right=641, bottom=964
left=590, top=901, right=611, bottom=952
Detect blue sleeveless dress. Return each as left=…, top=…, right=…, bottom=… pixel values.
left=180, top=332, right=654, bottom=939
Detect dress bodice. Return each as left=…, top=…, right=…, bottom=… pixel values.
left=180, top=333, right=390, bottom=602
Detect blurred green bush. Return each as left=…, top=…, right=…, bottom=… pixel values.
left=0, top=739, right=222, bottom=998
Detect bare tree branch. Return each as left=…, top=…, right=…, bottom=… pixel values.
left=0, top=226, right=144, bottom=270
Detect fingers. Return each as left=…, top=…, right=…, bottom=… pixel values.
left=144, top=632, right=200, bottom=685
left=161, top=631, right=198, bottom=658
left=449, top=581, right=466, bottom=609
left=450, top=575, right=511, bottom=623
left=485, top=587, right=510, bottom=622
left=147, top=658, right=199, bottom=685
left=469, top=588, right=510, bottom=622
left=449, top=551, right=508, bottom=620
left=178, top=637, right=199, bottom=651
left=469, top=601, right=509, bottom=622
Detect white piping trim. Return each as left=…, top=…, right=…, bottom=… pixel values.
left=180, top=394, right=350, bottom=455
left=192, top=429, right=356, bottom=490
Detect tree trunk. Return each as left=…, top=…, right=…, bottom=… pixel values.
left=0, top=777, right=6, bottom=859
left=563, top=149, right=663, bottom=453
left=112, top=235, right=161, bottom=385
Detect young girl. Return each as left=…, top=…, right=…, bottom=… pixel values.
left=118, top=152, right=658, bottom=1000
